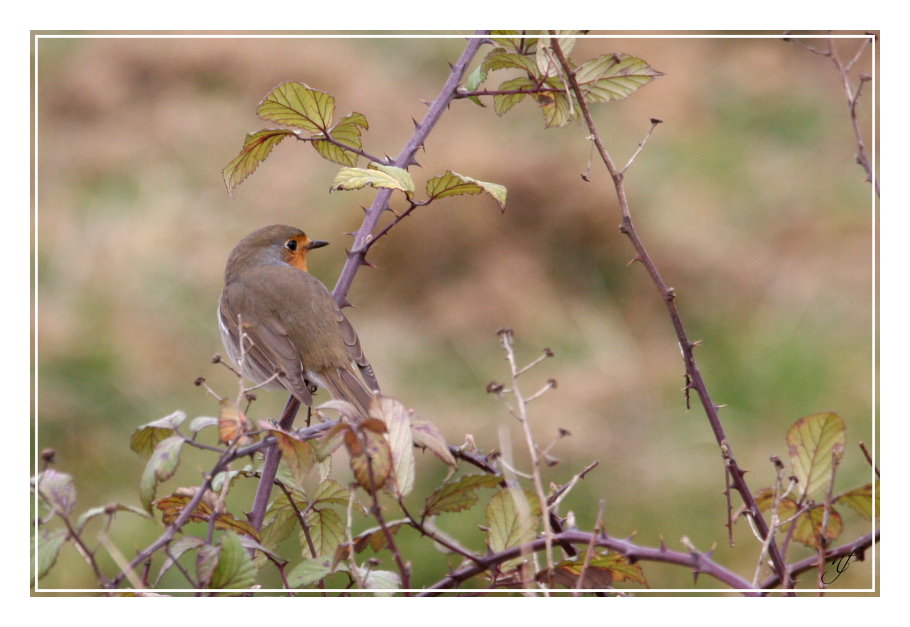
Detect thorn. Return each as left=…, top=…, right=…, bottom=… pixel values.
left=407, top=155, right=422, bottom=168
left=411, top=117, right=420, bottom=129
left=338, top=298, right=353, bottom=309
left=664, top=287, right=676, bottom=301
left=419, top=99, right=431, bottom=106
left=360, top=257, right=378, bottom=269
left=625, top=256, right=642, bottom=267
left=659, top=535, right=667, bottom=551
left=689, top=339, right=702, bottom=349
left=859, top=73, right=871, bottom=82
left=344, top=231, right=356, bottom=237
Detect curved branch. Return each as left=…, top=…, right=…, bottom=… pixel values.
left=546, top=34, right=789, bottom=585
left=418, top=530, right=760, bottom=596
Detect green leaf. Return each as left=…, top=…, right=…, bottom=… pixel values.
left=130, top=410, right=187, bottom=459
left=485, top=488, right=541, bottom=555
left=491, top=31, right=538, bottom=54
left=463, top=64, right=488, bottom=107
left=536, top=33, right=578, bottom=77
left=836, top=482, right=878, bottom=520
left=535, top=80, right=571, bottom=128
left=426, top=170, right=507, bottom=212
left=306, top=507, right=345, bottom=558
left=210, top=532, right=257, bottom=590
left=312, top=112, right=369, bottom=166
left=410, top=418, right=456, bottom=468
left=424, top=474, right=502, bottom=517
left=256, top=81, right=335, bottom=133
left=787, top=412, right=847, bottom=499
left=76, top=503, right=151, bottom=531
left=36, top=527, right=69, bottom=579
left=268, top=427, right=315, bottom=489
left=222, top=129, right=295, bottom=197
left=139, top=436, right=184, bottom=512
left=260, top=489, right=306, bottom=551
left=493, top=76, right=535, bottom=116
left=312, top=479, right=351, bottom=508
left=370, top=396, right=415, bottom=497
left=482, top=48, right=539, bottom=76
left=361, top=568, right=401, bottom=594
left=196, top=544, right=220, bottom=587
left=791, top=505, right=844, bottom=549
left=331, top=164, right=415, bottom=195
left=35, top=469, right=77, bottom=517
left=288, top=558, right=333, bottom=588
left=575, top=54, right=664, bottom=104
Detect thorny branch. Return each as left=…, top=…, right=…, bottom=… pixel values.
left=787, top=34, right=878, bottom=196
left=546, top=33, right=789, bottom=585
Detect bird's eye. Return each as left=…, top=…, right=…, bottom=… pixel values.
left=285, top=239, right=298, bottom=252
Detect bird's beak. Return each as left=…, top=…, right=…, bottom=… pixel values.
left=307, top=240, right=329, bottom=250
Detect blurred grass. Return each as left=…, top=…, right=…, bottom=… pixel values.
left=34, top=33, right=876, bottom=592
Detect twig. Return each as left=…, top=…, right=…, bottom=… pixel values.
left=363, top=442, right=410, bottom=592
left=331, top=31, right=489, bottom=305
left=497, top=328, right=556, bottom=585
left=622, top=118, right=662, bottom=174
left=546, top=33, right=789, bottom=585
left=574, top=499, right=606, bottom=595
left=760, top=529, right=879, bottom=590
left=248, top=396, right=301, bottom=531
left=858, top=441, right=879, bottom=477
left=815, top=451, right=842, bottom=593
left=418, top=529, right=760, bottom=595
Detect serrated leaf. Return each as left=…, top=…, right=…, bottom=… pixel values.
left=210, top=532, right=257, bottom=590
left=312, top=112, right=369, bottom=166
left=36, top=527, right=68, bottom=579
left=35, top=469, right=77, bottom=517
left=306, top=507, right=345, bottom=558
left=76, top=503, right=151, bottom=531
left=491, top=31, right=538, bottom=54
left=787, top=412, right=846, bottom=499
left=482, top=49, right=539, bottom=76
left=222, top=129, right=294, bottom=197
left=139, top=436, right=184, bottom=512
left=463, top=64, right=488, bottom=107
left=536, top=34, right=577, bottom=77
left=347, top=425, right=393, bottom=491
left=154, top=492, right=260, bottom=540
left=266, top=428, right=315, bottom=488
left=424, top=474, right=502, bottom=517
left=836, top=482, right=878, bottom=520
left=155, top=536, right=204, bottom=585
left=485, top=488, right=541, bottom=556
left=426, top=170, right=507, bottom=212
left=196, top=544, right=220, bottom=587
left=493, top=76, right=535, bottom=116
left=576, top=54, right=664, bottom=104
left=130, top=410, right=187, bottom=459
left=218, top=398, right=254, bottom=445
left=288, top=558, right=333, bottom=588
left=753, top=488, right=799, bottom=521
left=535, top=83, right=572, bottom=128
left=331, top=164, right=415, bottom=195
left=537, top=551, right=647, bottom=588
left=370, top=396, right=415, bottom=497
left=361, top=568, right=400, bottom=594
left=189, top=416, right=218, bottom=434
left=312, top=479, right=351, bottom=507
left=260, top=494, right=302, bottom=551
left=410, top=418, right=456, bottom=467
left=791, top=505, right=844, bottom=549
left=257, top=81, right=335, bottom=133
left=313, top=421, right=351, bottom=461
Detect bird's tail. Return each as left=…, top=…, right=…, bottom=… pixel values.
left=320, top=366, right=376, bottom=419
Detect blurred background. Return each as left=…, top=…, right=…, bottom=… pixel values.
left=34, top=33, right=877, bottom=592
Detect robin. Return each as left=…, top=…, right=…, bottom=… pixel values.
left=218, top=224, right=379, bottom=417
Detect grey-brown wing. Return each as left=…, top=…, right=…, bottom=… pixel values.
left=219, top=281, right=313, bottom=406
left=337, top=311, right=380, bottom=392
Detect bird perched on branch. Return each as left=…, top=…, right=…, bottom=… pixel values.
left=218, top=224, right=379, bottom=417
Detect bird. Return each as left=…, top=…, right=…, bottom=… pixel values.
left=218, top=224, right=379, bottom=418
